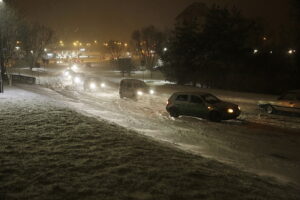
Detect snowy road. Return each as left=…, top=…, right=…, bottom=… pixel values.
left=9, top=65, right=300, bottom=187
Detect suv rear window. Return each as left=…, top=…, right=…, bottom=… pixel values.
left=176, top=95, right=188, bottom=102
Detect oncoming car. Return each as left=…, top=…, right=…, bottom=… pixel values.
left=166, top=92, right=241, bottom=122
left=62, top=69, right=85, bottom=87
left=62, top=69, right=76, bottom=80
left=83, top=77, right=107, bottom=91
left=119, top=79, right=155, bottom=99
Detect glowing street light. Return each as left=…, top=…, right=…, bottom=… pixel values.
left=253, top=49, right=258, bottom=54
left=59, top=40, right=64, bottom=47
left=288, top=49, right=296, bottom=55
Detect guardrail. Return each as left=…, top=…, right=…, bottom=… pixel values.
left=9, top=74, right=36, bottom=84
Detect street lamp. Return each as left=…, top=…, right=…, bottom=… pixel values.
left=0, top=0, right=5, bottom=93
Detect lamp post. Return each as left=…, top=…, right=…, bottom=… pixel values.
left=0, top=0, right=4, bottom=93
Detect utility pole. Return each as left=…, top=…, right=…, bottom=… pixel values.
left=0, top=35, right=3, bottom=93
left=0, top=0, right=4, bottom=93
left=0, top=62, right=3, bottom=93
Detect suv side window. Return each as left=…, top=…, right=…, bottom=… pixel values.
left=190, top=95, right=203, bottom=104
left=176, top=95, right=188, bottom=102
left=128, top=81, right=133, bottom=88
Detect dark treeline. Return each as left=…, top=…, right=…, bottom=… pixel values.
left=0, top=1, right=54, bottom=78
left=161, top=2, right=300, bottom=94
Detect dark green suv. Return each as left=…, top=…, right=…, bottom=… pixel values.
left=166, top=92, right=241, bottom=122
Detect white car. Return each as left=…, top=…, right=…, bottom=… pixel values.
left=259, top=90, right=300, bottom=114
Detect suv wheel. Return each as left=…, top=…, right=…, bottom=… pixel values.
left=169, top=107, right=179, bottom=118
left=209, top=111, right=222, bottom=122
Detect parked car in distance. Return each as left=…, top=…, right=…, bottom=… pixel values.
left=258, top=90, right=300, bottom=114
left=166, top=92, right=241, bottom=122
left=119, top=79, right=155, bottom=99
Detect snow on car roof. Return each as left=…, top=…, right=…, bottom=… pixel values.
left=121, top=78, right=145, bottom=82
left=172, top=91, right=211, bottom=96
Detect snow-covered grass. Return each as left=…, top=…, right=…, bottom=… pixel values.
left=1, top=86, right=300, bottom=200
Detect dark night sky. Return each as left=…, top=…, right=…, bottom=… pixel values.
left=10, top=0, right=290, bottom=42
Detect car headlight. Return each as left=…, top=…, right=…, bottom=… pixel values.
left=149, top=89, right=155, bottom=95
left=89, top=82, right=97, bottom=90
left=63, top=71, right=70, bottom=76
left=67, top=75, right=72, bottom=80
left=238, top=106, right=241, bottom=110
left=137, top=91, right=143, bottom=96
left=101, top=83, right=106, bottom=88
left=71, top=64, right=79, bottom=71
left=227, top=108, right=234, bottom=114
left=74, top=77, right=81, bottom=84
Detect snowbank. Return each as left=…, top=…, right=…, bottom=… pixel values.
left=1, top=86, right=299, bottom=199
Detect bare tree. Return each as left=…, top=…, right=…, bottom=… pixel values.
left=0, top=3, right=19, bottom=91
left=19, top=23, right=54, bottom=69
left=131, top=26, right=165, bottom=78
left=103, top=40, right=125, bottom=59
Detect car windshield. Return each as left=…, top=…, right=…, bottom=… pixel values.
left=201, top=94, right=221, bottom=104
left=136, top=81, right=147, bottom=88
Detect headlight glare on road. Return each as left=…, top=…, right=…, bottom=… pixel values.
left=137, top=91, right=143, bottom=96
left=227, top=108, right=234, bottom=114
